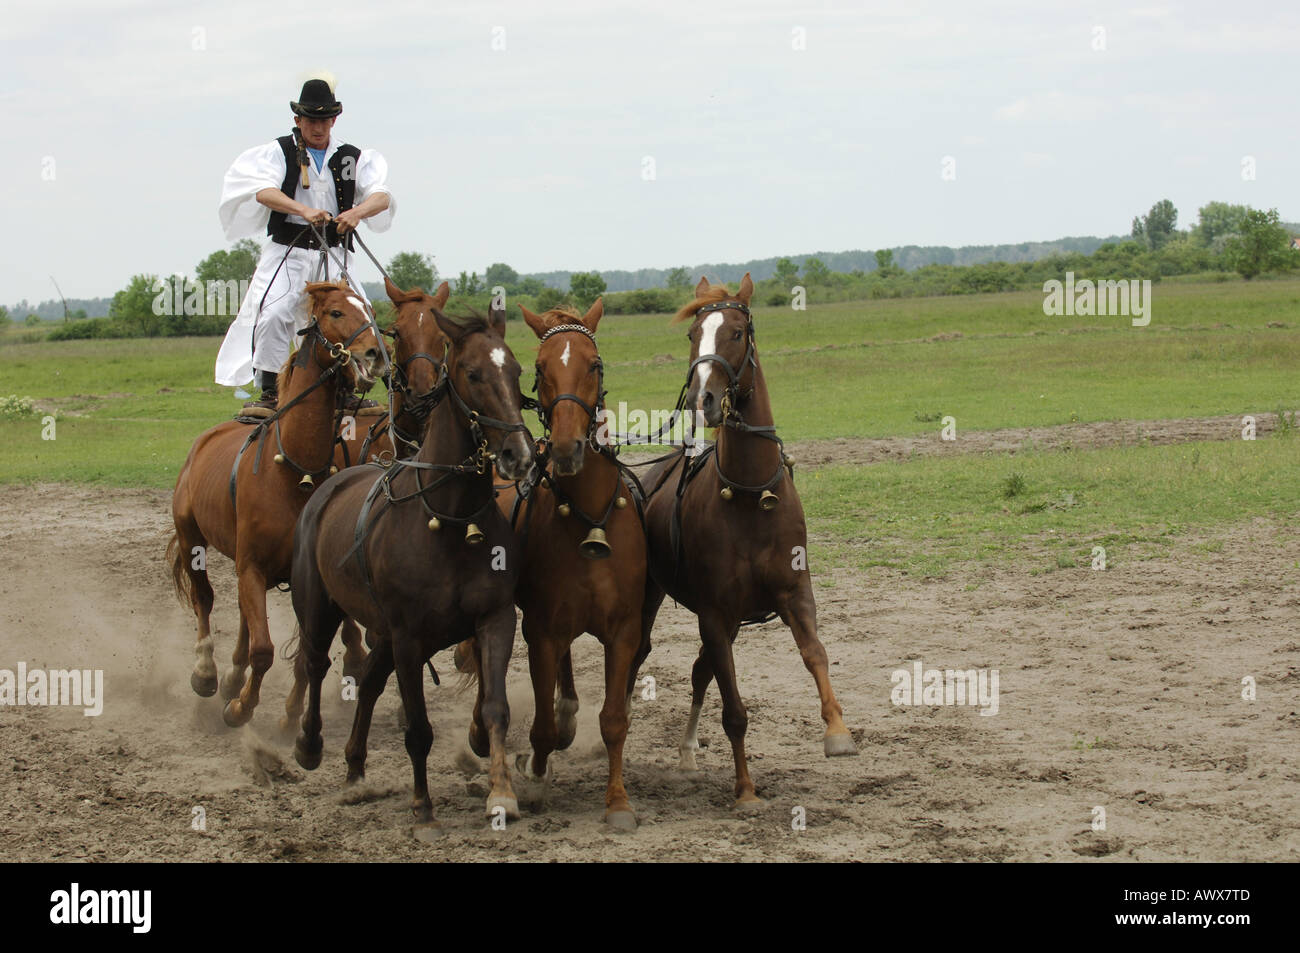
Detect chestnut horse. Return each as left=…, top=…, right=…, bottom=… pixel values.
left=168, top=282, right=384, bottom=727
left=290, top=305, right=534, bottom=824
left=279, top=278, right=453, bottom=733
left=492, top=299, right=647, bottom=830
left=638, top=273, right=857, bottom=810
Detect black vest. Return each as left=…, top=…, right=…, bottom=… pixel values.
left=267, top=134, right=361, bottom=250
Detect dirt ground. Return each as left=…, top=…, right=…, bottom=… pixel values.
left=1, top=415, right=1296, bottom=862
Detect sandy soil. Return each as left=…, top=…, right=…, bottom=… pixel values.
left=1, top=416, right=1296, bottom=862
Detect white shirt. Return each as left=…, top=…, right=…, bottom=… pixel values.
left=218, top=135, right=395, bottom=241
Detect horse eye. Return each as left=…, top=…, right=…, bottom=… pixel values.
left=467, top=369, right=482, bottom=383
left=732, top=330, right=743, bottom=341
left=330, top=309, right=342, bottom=318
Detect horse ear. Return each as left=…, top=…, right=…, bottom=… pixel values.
left=432, top=281, right=450, bottom=308
left=488, top=302, right=507, bottom=339
left=305, top=281, right=335, bottom=298
left=694, top=276, right=711, bottom=299
left=432, top=306, right=469, bottom=343
left=737, top=272, right=754, bottom=305
left=519, top=304, right=549, bottom=339
left=384, top=276, right=405, bottom=303
left=581, top=296, right=604, bottom=332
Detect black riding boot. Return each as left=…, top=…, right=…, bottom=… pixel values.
left=244, top=369, right=278, bottom=410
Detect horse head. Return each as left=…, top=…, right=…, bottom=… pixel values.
left=678, top=273, right=756, bottom=429
left=519, top=298, right=604, bottom=476
left=304, top=281, right=384, bottom=392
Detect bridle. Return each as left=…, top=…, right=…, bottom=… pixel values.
left=687, top=300, right=761, bottom=421
left=229, top=312, right=376, bottom=503
left=343, top=326, right=533, bottom=602
left=385, top=325, right=445, bottom=453
left=525, top=323, right=606, bottom=445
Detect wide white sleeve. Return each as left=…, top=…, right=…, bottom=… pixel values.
left=356, top=148, right=395, bottom=232
left=218, top=141, right=287, bottom=241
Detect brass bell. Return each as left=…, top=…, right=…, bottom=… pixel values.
left=427, top=517, right=441, bottom=531
left=465, top=523, right=485, bottom=545
left=273, top=453, right=284, bottom=464
left=557, top=503, right=571, bottom=517
left=759, top=489, right=779, bottom=511
left=298, top=473, right=314, bottom=490
left=614, top=496, right=627, bottom=509
left=720, top=487, right=734, bottom=501
left=329, top=466, right=338, bottom=475
left=579, top=527, right=612, bottom=560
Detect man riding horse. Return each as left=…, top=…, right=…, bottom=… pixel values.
left=215, top=73, right=395, bottom=410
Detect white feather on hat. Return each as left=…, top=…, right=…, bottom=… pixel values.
left=298, top=70, right=337, bottom=94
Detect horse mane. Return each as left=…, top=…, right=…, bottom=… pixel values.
left=276, top=352, right=297, bottom=397
left=439, top=306, right=492, bottom=334
left=541, top=305, right=581, bottom=322
left=673, top=284, right=737, bottom=324
left=390, top=287, right=427, bottom=305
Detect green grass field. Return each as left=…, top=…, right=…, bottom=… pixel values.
left=3, top=278, right=1298, bottom=576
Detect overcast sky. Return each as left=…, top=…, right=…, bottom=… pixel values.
left=2, top=0, right=1296, bottom=303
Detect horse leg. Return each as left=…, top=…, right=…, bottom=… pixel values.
left=600, top=618, right=640, bottom=830
left=624, top=578, right=664, bottom=728
left=521, top=622, right=559, bottom=780
left=219, top=616, right=249, bottom=702
left=776, top=583, right=858, bottom=757
left=188, top=556, right=218, bottom=698
left=554, top=648, right=579, bottom=751
left=280, top=629, right=308, bottom=736
left=391, top=633, right=435, bottom=823
left=476, top=604, right=519, bottom=822
left=292, top=593, right=342, bottom=771
left=223, top=567, right=272, bottom=727
left=700, top=615, right=760, bottom=810
left=340, top=618, right=369, bottom=683
left=466, top=640, right=489, bottom=758
left=679, top=644, right=714, bottom=771
left=344, top=635, right=395, bottom=783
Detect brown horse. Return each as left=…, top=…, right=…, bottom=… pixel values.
left=168, top=281, right=383, bottom=727
left=279, top=278, right=453, bottom=733
left=638, top=273, right=857, bottom=810
left=290, top=305, right=534, bottom=824
left=494, top=299, right=647, bottom=830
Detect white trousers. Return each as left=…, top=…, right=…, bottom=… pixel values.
left=214, top=241, right=360, bottom=386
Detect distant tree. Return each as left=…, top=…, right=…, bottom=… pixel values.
left=1132, top=199, right=1178, bottom=249
left=773, top=257, right=799, bottom=286
left=515, top=276, right=546, bottom=296
left=388, top=252, right=438, bottom=292
left=535, top=287, right=569, bottom=311
left=110, top=274, right=163, bottom=335
left=25, top=313, right=41, bottom=327
left=485, top=262, right=519, bottom=289
left=803, top=257, right=831, bottom=282
left=874, top=249, right=895, bottom=272
left=196, top=239, right=260, bottom=285
left=0, top=306, right=9, bottom=330
left=456, top=271, right=484, bottom=295
left=1223, top=208, right=1292, bottom=279
left=1194, top=202, right=1249, bottom=247
left=70, top=308, right=87, bottom=320
left=569, top=271, right=607, bottom=309
left=665, top=266, right=691, bottom=290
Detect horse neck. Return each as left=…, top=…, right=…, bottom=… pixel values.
left=277, top=350, right=341, bottom=470
left=716, top=359, right=781, bottom=485
left=554, top=439, right=620, bottom=516
left=413, top=395, right=490, bottom=510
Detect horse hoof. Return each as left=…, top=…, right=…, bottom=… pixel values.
left=733, top=795, right=766, bottom=814
left=190, top=671, right=218, bottom=698
left=486, top=795, right=520, bottom=822
left=512, top=753, right=553, bottom=808
left=824, top=732, right=859, bottom=758
left=678, top=748, right=700, bottom=772
left=222, top=699, right=252, bottom=728
left=294, top=734, right=323, bottom=771
left=412, top=821, right=441, bottom=843
left=555, top=698, right=579, bottom=750
left=218, top=669, right=245, bottom=702
left=345, top=764, right=365, bottom=784
left=604, top=809, right=637, bottom=832
left=412, top=802, right=434, bottom=824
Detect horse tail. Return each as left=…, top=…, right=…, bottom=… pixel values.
left=166, top=532, right=193, bottom=608
left=453, top=638, right=479, bottom=695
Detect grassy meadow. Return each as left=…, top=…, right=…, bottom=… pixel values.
left=3, top=277, right=1299, bottom=576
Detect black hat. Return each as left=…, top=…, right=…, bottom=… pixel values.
left=290, top=79, right=342, bottom=118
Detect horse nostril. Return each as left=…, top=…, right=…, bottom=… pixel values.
left=365, top=348, right=379, bottom=363
left=701, top=392, right=715, bottom=410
